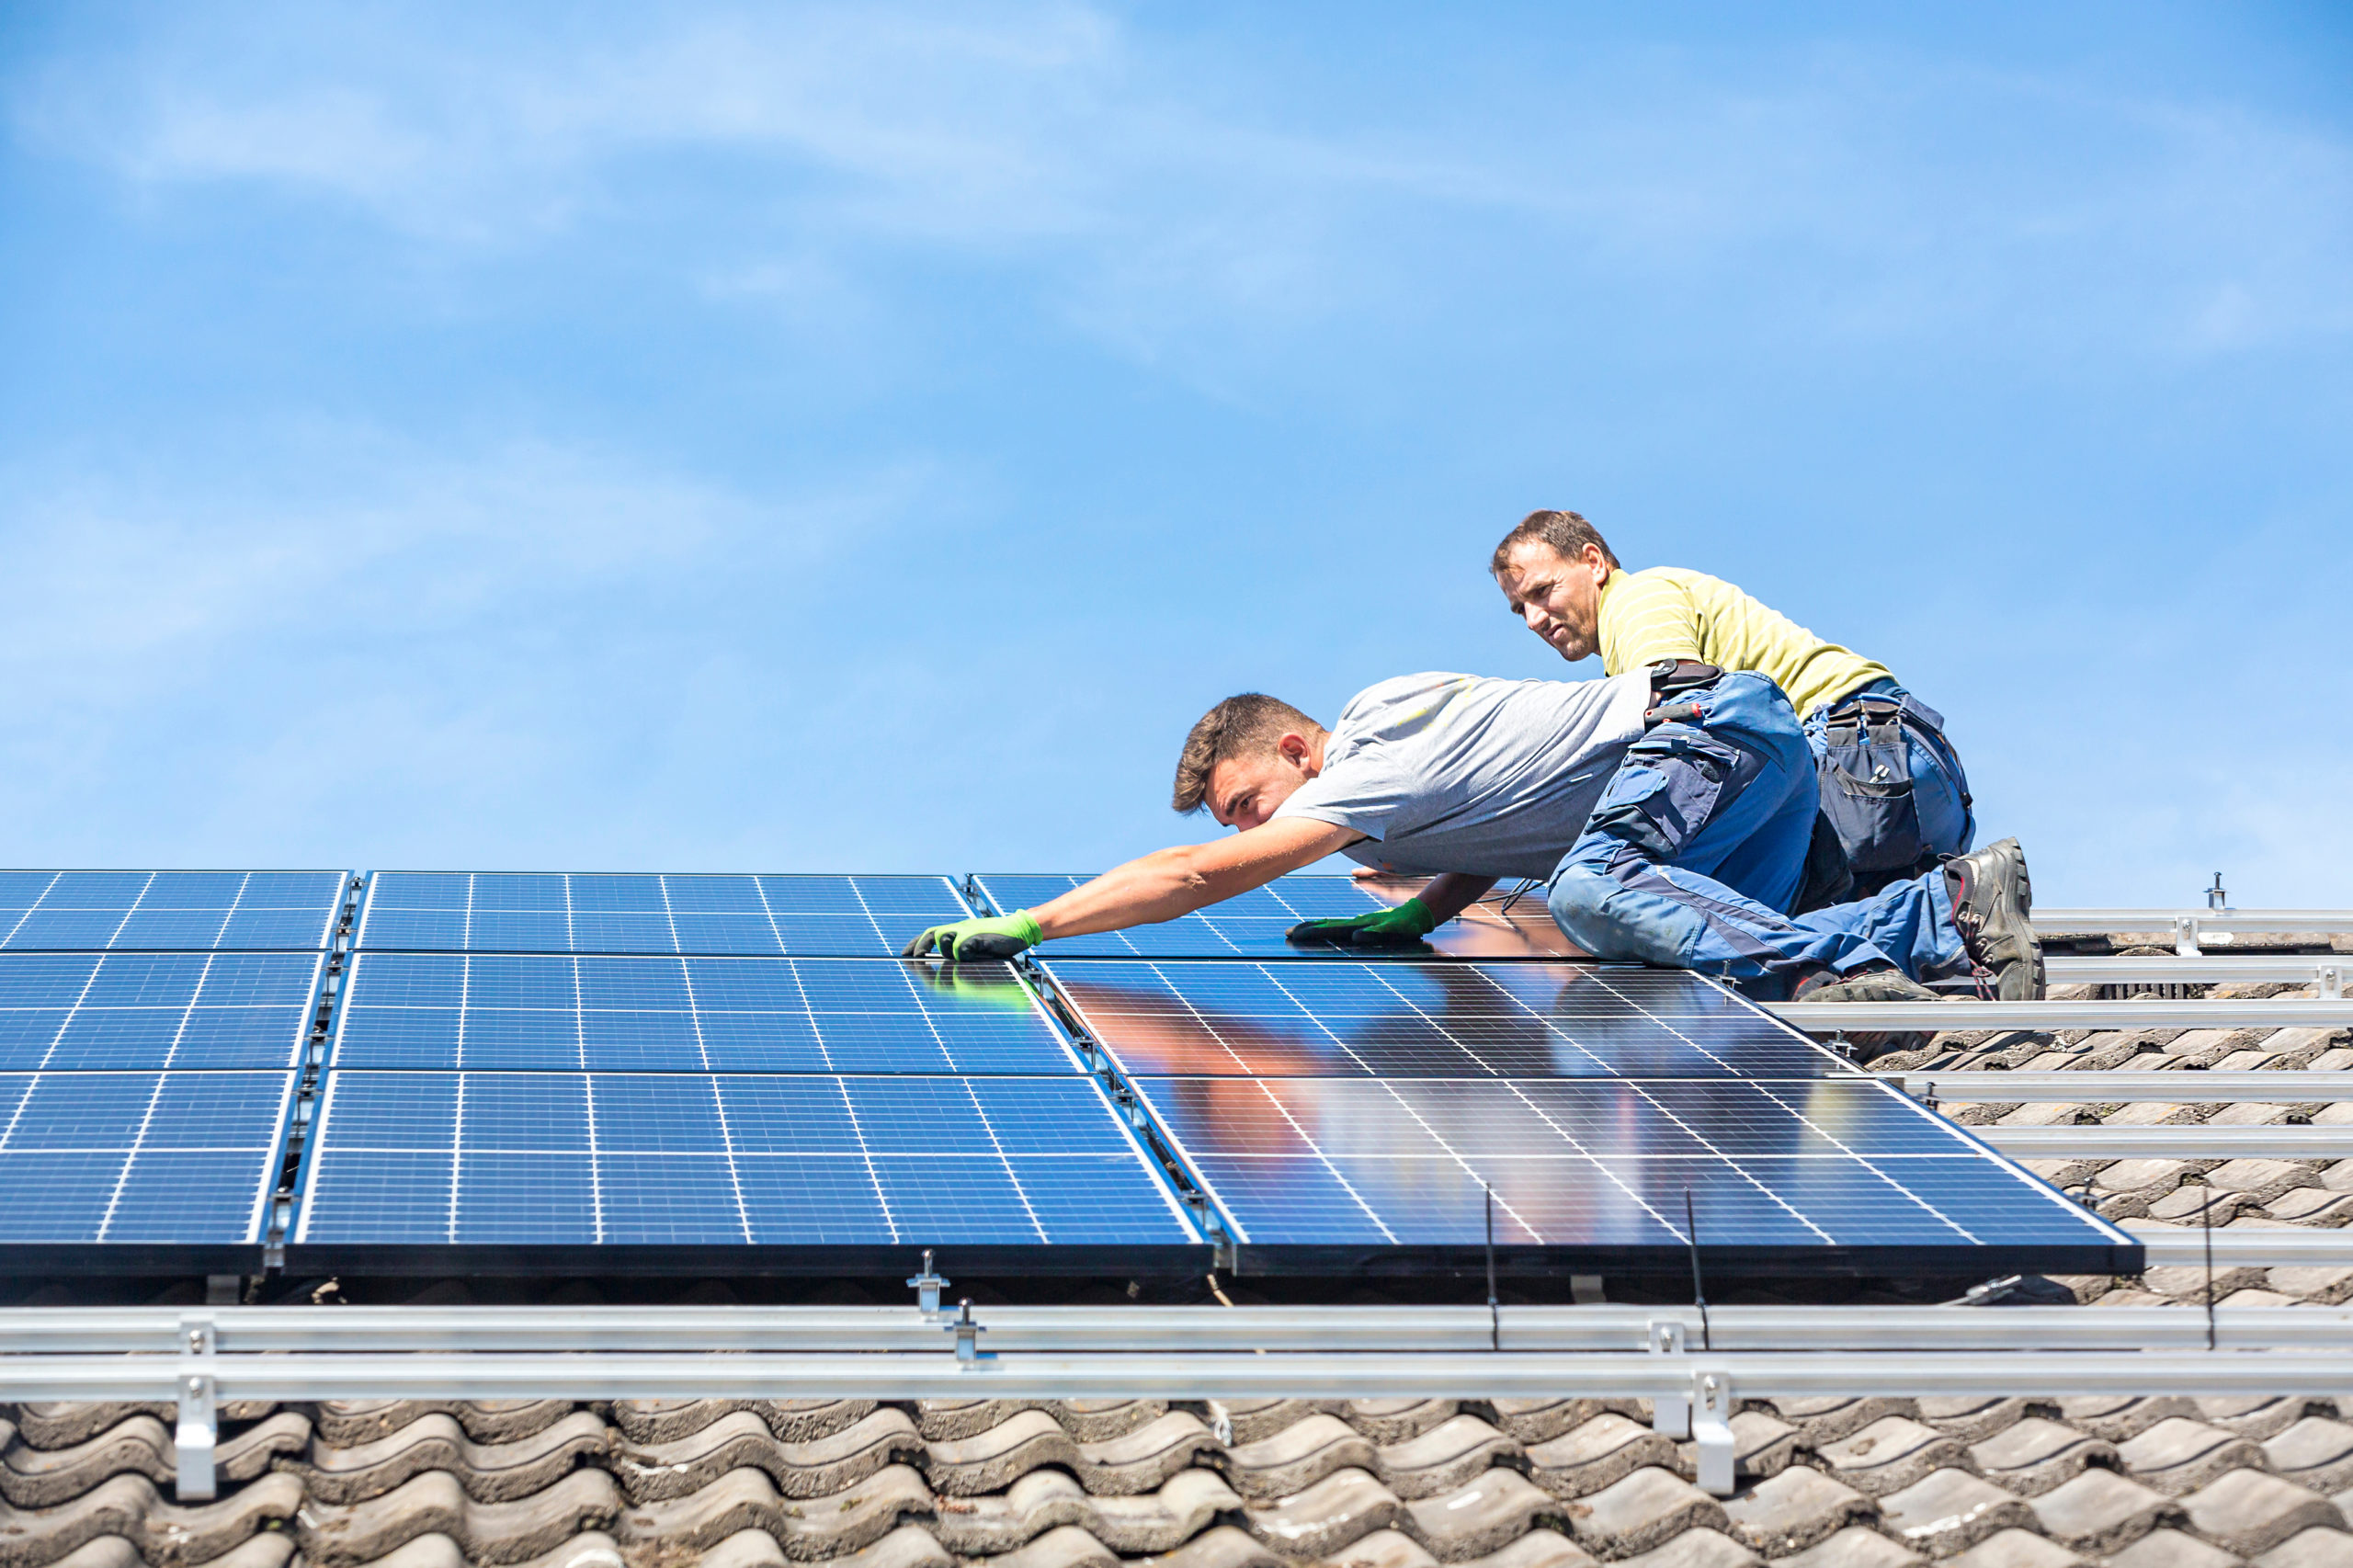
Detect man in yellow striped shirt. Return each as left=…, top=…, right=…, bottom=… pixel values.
left=1491, top=509, right=1975, bottom=901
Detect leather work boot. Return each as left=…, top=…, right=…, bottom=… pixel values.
left=1791, top=967, right=1943, bottom=1004
left=1947, top=837, right=2044, bottom=1000
left=1790, top=965, right=1944, bottom=1061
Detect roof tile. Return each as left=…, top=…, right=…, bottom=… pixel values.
left=1720, top=1463, right=1875, bottom=1556
left=2180, top=1470, right=2347, bottom=1558
left=2256, top=1528, right=2353, bottom=1568
left=1767, top=1524, right=1924, bottom=1568
left=1876, top=1467, right=2035, bottom=1557
left=294, top=1410, right=610, bottom=1506
left=1403, top=1468, right=1558, bottom=1562
left=1222, top=1413, right=1379, bottom=1501
left=613, top=1407, right=920, bottom=1505
left=2118, top=1419, right=2270, bottom=1497
left=1818, top=1420, right=1968, bottom=1497
left=2264, top=1421, right=2353, bottom=1496
left=2102, top=1526, right=2244, bottom=1568
left=1940, top=1526, right=2086, bottom=1568
left=989, top=1523, right=1119, bottom=1568
left=1377, top=1416, right=1525, bottom=1501
left=1242, top=1464, right=1403, bottom=1558
left=1528, top=1415, right=1678, bottom=1501
left=1570, top=1467, right=1730, bottom=1561
left=2027, top=1470, right=2188, bottom=1554
left=300, top=1467, right=617, bottom=1568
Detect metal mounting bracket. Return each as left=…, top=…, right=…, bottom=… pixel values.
left=906, top=1250, right=950, bottom=1317
left=2174, top=915, right=2200, bottom=958
left=947, top=1299, right=992, bottom=1367
left=2319, top=963, right=2344, bottom=1002
left=175, top=1314, right=218, bottom=1501
left=1647, top=1319, right=1689, bottom=1437
left=1690, top=1369, right=1736, bottom=1496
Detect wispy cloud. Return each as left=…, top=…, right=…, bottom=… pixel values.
left=19, top=5, right=2349, bottom=372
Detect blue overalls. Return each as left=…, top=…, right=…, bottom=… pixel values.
left=1802, top=678, right=1975, bottom=898
left=1544, top=672, right=1965, bottom=998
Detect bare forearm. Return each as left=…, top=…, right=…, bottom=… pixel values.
left=1413, top=873, right=1497, bottom=925
left=1029, top=820, right=1360, bottom=939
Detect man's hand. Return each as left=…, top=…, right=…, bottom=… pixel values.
left=1286, top=896, right=1439, bottom=949
left=901, top=910, right=1043, bottom=961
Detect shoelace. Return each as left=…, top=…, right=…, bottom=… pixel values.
left=1953, top=884, right=2001, bottom=999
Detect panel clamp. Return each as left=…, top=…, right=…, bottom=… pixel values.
left=175, top=1314, right=219, bottom=1502
left=947, top=1299, right=992, bottom=1367
left=906, top=1250, right=950, bottom=1317
left=1646, top=1319, right=1689, bottom=1437
left=1690, top=1369, right=1736, bottom=1496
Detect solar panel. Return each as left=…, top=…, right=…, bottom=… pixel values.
left=975, top=873, right=1580, bottom=960
left=0, top=952, right=324, bottom=1072
left=0, top=1071, right=294, bottom=1250
left=330, top=953, right=1080, bottom=1074
left=1040, top=958, right=1838, bottom=1078
left=290, top=1071, right=1200, bottom=1264
left=1029, top=955, right=2136, bottom=1273
left=1126, top=1073, right=2131, bottom=1268
left=355, top=872, right=972, bottom=956
left=0, top=870, right=347, bottom=950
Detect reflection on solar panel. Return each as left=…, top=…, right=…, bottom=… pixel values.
left=1036, top=956, right=2137, bottom=1272
left=291, top=1071, right=1199, bottom=1262
left=0, top=1071, right=294, bottom=1248
left=1128, top=1075, right=2118, bottom=1254
left=330, top=954, right=1076, bottom=1074
left=0, top=953, right=323, bottom=1072
left=1042, top=959, right=1836, bottom=1079
left=0, top=870, right=346, bottom=950
left=974, top=874, right=1579, bottom=960
left=356, top=873, right=971, bottom=956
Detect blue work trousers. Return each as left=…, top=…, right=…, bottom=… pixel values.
left=1546, top=672, right=1966, bottom=995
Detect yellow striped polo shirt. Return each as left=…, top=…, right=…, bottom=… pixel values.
left=1596, top=566, right=1893, bottom=716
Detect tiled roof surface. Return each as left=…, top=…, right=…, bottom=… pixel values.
left=6, top=928, right=2349, bottom=1568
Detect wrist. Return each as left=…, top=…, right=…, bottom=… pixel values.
left=1395, top=897, right=1438, bottom=934
left=1009, top=909, right=1044, bottom=945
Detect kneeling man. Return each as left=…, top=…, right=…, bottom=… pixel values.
left=905, top=665, right=2040, bottom=1001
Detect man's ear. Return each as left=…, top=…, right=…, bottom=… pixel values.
left=1277, top=732, right=1313, bottom=767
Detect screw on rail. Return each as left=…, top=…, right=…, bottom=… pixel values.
left=906, top=1250, right=949, bottom=1316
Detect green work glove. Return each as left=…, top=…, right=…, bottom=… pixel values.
left=901, top=910, right=1044, bottom=961
left=1285, top=897, right=1439, bottom=949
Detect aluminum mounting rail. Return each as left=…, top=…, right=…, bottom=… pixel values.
left=5, top=1302, right=2346, bottom=1356
left=1887, top=1071, right=2353, bottom=1103
left=2047, top=956, right=2346, bottom=994
left=5, top=1349, right=2347, bottom=1405
left=2132, top=1229, right=2353, bottom=1267
left=1771, top=998, right=2353, bottom=1031
left=1980, top=1125, right=2353, bottom=1159
left=2037, top=908, right=2353, bottom=937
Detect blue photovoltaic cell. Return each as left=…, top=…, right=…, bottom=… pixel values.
left=356, top=873, right=972, bottom=956
left=1043, top=959, right=1836, bottom=1079
left=977, top=873, right=1578, bottom=960
left=330, top=953, right=1079, bottom=1074
left=0, top=1071, right=294, bottom=1243
left=1129, top=1074, right=2128, bottom=1252
left=0, top=953, right=322, bottom=1072
left=294, top=1071, right=1198, bottom=1247
left=0, top=871, right=345, bottom=951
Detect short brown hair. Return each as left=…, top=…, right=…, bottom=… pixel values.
left=1172, top=694, right=1324, bottom=813
left=1491, top=509, right=1621, bottom=574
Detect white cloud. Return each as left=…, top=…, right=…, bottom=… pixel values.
left=17, top=4, right=2346, bottom=372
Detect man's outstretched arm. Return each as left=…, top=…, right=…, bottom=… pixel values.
left=902, top=817, right=1363, bottom=960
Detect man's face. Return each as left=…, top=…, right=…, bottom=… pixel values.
left=1206, top=736, right=1319, bottom=831
left=1495, top=540, right=1611, bottom=662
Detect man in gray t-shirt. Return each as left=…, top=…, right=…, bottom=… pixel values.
left=904, top=665, right=2041, bottom=1005
left=1267, top=670, right=1653, bottom=881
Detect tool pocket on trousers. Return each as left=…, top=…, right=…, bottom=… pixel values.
left=1817, top=711, right=1927, bottom=876
left=1589, top=730, right=1743, bottom=863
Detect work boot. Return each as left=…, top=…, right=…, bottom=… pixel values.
left=1790, top=965, right=1943, bottom=1061
left=1791, top=967, right=1943, bottom=1005
left=1947, top=837, right=2043, bottom=1000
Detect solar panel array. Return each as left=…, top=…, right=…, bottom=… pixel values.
left=0, top=870, right=344, bottom=1259
left=1035, top=925, right=2136, bottom=1270
left=357, top=873, right=968, bottom=956
left=10, top=863, right=2133, bottom=1279
left=297, top=874, right=1198, bottom=1267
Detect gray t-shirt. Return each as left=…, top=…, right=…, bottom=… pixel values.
left=1272, top=670, right=1654, bottom=881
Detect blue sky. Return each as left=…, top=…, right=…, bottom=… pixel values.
left=2, top=2, right=2347, bottom=903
